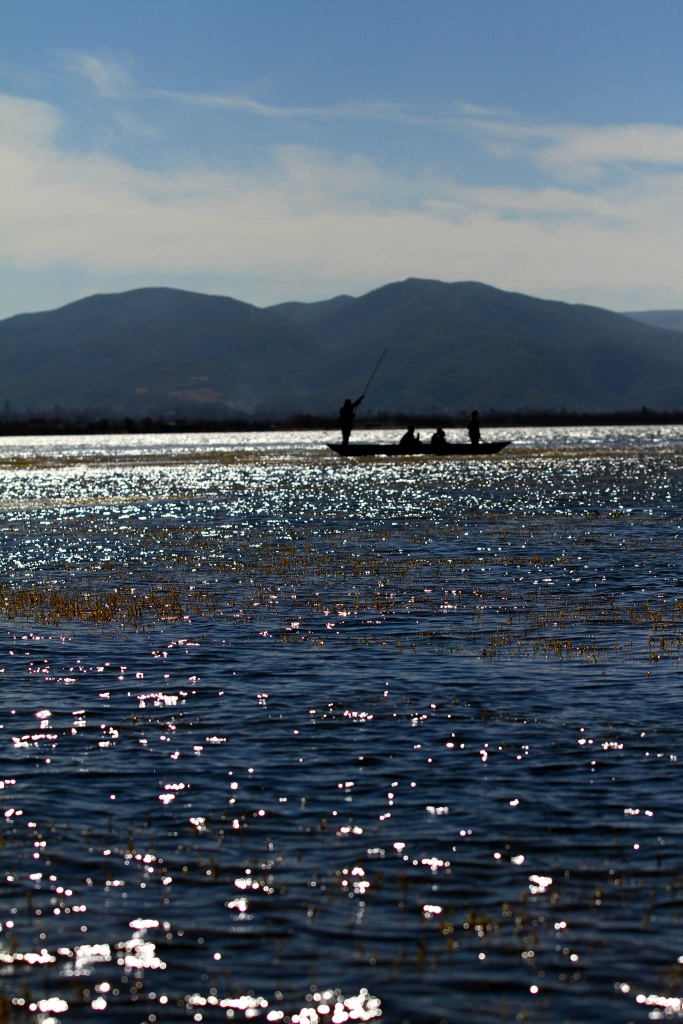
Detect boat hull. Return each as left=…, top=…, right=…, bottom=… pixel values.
left=327, top=441, right=511, bottom=457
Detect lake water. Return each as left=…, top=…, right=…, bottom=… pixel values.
left=1, top=425, right=682, bottom=1023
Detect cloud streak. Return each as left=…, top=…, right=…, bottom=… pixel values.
left=151, top=89, right=424, bottom=126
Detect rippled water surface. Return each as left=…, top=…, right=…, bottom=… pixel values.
left=1, top=426, right=682, bottom=1023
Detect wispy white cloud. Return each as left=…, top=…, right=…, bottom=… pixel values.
left=150, top=87, right=442, bottom=129
left=59, top=51, right=133, bottom=98
left=53, top=55, right=683, bottom=178
left=457, top=110, right=683, bottom=178
left=148, top=83, right=683, bottom=178
left=536, top=123, right=683, bottom=174
left=2, top=92, right=683, bottom=311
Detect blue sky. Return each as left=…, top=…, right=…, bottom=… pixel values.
left=2, top=0, right=683, bottom=319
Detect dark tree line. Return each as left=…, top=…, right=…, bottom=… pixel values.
left=0, top=406, right=681, bottom=436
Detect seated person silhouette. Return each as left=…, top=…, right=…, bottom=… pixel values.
left=430, top=425, right=447, bottom=451
left=466, top=410, right=481, bottom=445
left=399, top=425, right=422, bottom=451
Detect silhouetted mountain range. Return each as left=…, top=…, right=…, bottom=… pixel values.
left=1, top=280, right=682, bottom=417
left=624, top=310, right=683, bottom=333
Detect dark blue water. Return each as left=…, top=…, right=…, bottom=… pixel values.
left=1, top=427, right=682, bottom=1023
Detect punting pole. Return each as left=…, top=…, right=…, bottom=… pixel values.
left=361, top=347, right=388, bottom=398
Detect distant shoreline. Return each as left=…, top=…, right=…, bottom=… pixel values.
left=0, top=408, right=682, bottom=437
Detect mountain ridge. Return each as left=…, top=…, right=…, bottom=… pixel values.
left=624, top=310, right=683, bottom=333
left=1, top=279, right=682, bottom=416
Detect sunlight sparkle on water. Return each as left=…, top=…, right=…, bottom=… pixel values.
left=1, top=427, right=682, bottom=1021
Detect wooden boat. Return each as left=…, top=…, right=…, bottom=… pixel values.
left=327, top=440, right=511, bottom=457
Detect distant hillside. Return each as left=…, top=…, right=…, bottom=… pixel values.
left=624, top=310, right=683, bottom=332
left=0, top=287, right=315, bottom=416
left=1, top=280, right=682, bottom=417
left=269, top=279, right=683, bottom=414
left=266, top=294, right=354, bottom=324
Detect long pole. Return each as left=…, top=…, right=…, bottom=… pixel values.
left=361, top=347, right=388, bottom=398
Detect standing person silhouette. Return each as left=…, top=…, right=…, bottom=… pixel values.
left=467, top=410, right=481, bottom=445
left=339, top=395, right=364, bottom=446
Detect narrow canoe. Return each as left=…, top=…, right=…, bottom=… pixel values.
left=327, top=440, right=512, bottom=457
